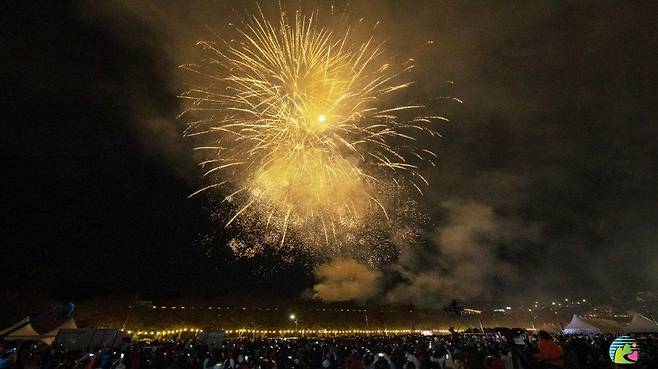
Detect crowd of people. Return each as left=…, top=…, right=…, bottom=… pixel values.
left=1, top=331, right=656, bottom=369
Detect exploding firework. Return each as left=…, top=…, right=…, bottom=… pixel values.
left=180, top=7, right=444, bottom=255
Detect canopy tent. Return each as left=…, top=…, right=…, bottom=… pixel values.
left=0, top=317, right=41, bottom=341
left=563, top=314, right=602, bottom=334
left=41, top=318, right=78, bottom=345
left=0, top=317, right=30, bottom=337
left=624, top=313, right=658, bottom=333
left=538, top=322, right=562, bottom=334
left=589, top=318, right=624, bottom=334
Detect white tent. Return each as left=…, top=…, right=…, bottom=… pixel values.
left=538, top=322, right=562, bottom=334
left=563, top=314, right=602, bottom=334
left=588, top=318, right=624, bottom=334
left=0, top=317, right=30, bottom=336
left=41, top=318, right=78, bottom=345
left=0, top=317, right=41, bottom=341
left=624, top=313, right=658, bottom=333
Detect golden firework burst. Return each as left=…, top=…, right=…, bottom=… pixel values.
left=180, top=7, right=444, bottom=250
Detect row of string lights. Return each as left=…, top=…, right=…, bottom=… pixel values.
left=123, top=328, right=203, bottom=335
left=145, top=306, right=387, bottom=313
left=134, top=298, right=596, bottom=314
left=121, top=328, right=452, bottom=336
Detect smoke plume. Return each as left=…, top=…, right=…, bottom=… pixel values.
left=313, top=258, right=382, bottom=302
left=386, top=199, right=541, bottom=306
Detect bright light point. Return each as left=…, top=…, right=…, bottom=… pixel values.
left=289, top=314, right=296, bottom=320
left=317, top=114, right=327, bottom=123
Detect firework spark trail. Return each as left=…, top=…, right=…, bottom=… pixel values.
left=180, top=7, right=445, bottom=252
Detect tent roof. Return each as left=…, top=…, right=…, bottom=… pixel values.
left=588, top=318, right=624, bottom=333
left=0, top=317, right=31, bottom=337
left=6, top=322, right=41, bottom=341
left=44, top=318, right=78, bottom=337
left=538, top=322, right=562, bottom=334
left=625, top=313, right=658, bottom=333
left=563, top=314, right=601, bottom=333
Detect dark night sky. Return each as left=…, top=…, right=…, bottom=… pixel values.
left=3, top=1, right=658, bottom=307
